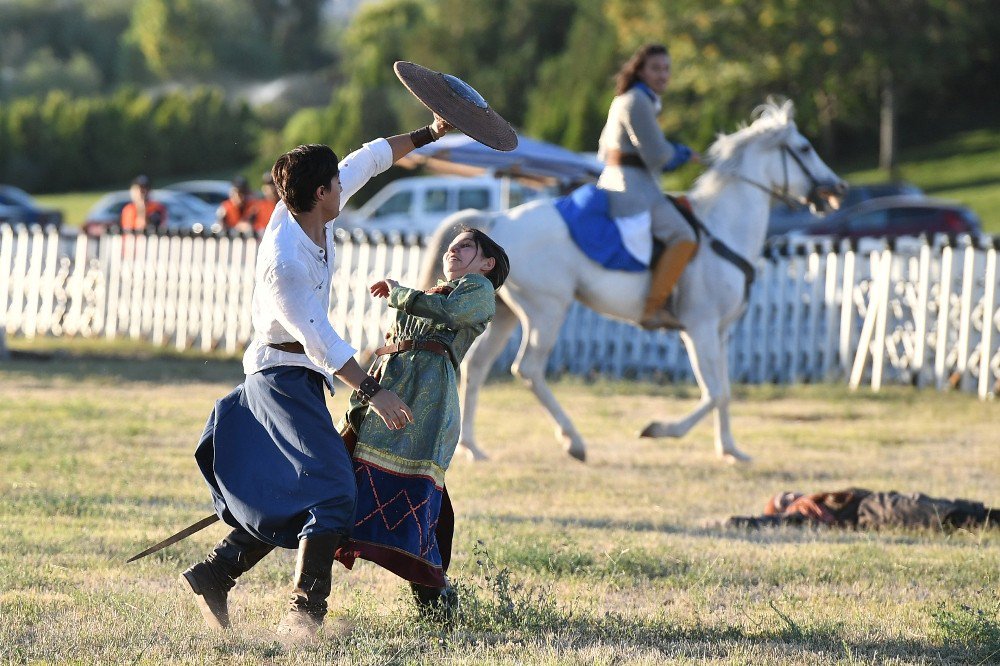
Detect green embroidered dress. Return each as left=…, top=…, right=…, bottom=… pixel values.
left=336, top=272, right=495, bottom=585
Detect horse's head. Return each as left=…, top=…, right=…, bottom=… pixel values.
left=706, top=99, right=846, bottom=215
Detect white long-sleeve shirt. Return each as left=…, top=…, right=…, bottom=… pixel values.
left=242, top=138, right=394, bottom=389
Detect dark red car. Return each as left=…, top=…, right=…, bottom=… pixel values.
left=789, top=196, right=982, bottom=240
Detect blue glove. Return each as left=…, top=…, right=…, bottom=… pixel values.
left=663, top=142, right=693, bottom=172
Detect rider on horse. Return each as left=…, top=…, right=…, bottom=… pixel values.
left=598, top=43, right=699, bottom=329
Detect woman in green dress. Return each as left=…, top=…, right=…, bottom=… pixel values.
left=336, top=227, right=509, bottom=615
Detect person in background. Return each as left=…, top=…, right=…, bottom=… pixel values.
left=217, top=176, right=258, bottom=233
left=724, top=488, right=997, bottom=530
left=250, top=172, right=280, bottom=234
left=120, top=175, right=167, bottom=232
left=598, top=43, right=700, bottom=329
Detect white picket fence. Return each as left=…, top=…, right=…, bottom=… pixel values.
left=2, top=224, right=999, bottom=398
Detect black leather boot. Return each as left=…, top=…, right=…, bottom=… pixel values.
left=410, top=576, right=459, bottom=623
left=180, top=527, right=274, bottom=630
left=276, top=532, right=346, bottom=641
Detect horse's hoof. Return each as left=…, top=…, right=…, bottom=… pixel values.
left=641, top=421, right=683, bottom=438
left=557, top=428, right=586, bottom=462
left=460, top=443, right=490, bottom=462
left=721, top=449, right=752, bottom=464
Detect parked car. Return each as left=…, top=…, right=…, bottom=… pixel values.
left=785, top=196, right=982, bottom=241
left=768, top=181, right=923, bottom=237
left=0, top=203, right=26, bottom=225
left=164, top=180, right=233, bottom=206
left=335, top=175, right=545, bottom=235
left=83, top=190, right=221, bottom=237
left=0, top=185, right=64, bottom=229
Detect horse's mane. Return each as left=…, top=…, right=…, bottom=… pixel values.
left=691, top=98, right=797, bottom=199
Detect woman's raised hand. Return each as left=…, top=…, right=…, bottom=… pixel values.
left=370, top=279, right=399, bottom=298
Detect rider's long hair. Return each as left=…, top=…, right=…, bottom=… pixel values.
left=614, top=43, right=669, bottom=96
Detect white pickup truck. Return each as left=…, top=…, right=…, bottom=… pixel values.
left=336, top=175, right=545, bottom=236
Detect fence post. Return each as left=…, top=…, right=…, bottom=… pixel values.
left=954, top=237, right=977, bottom=391
left=911, top=240, right=932, bottom=386
left=838, top=242, right=857, bottom=374
left=870, top=248, right=893, bottom=391
left=934, top=243, right=955, bottom=389
left=978, top=241, right=998, bottom=399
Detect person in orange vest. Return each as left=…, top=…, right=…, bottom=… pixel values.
left=217, top=176, right=258, bottom=232
left=120, top=175, right=167, bottom=232
left=249, top=172, right=279, bottom=234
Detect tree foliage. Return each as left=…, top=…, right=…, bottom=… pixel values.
left=1, top=0, right=998, bottom=191
left=0, top=88, right=257, bottom=192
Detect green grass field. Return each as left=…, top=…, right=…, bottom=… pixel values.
left=1, top=338, right=997, bottom=664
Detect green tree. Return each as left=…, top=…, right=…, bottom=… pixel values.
left=523, top=0, right=619, bottom=150
left=246, top=0, right=328, bottom=70
left=124, top=0, right=218, bottom=79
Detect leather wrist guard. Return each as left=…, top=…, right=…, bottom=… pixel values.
left=409, top=126, right=437, bottom=148
left=357, top=375, right=382, bottom=404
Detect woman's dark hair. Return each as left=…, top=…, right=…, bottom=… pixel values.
left=461, top=225, right=510, bottom=290
left=614, top=43, right=669, bottom=96
left=271, top=144, right=340, bottom=215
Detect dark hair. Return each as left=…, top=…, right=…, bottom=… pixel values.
left=271, top=144, right=340, bottom=215
left=460, top=226, right=509, bottom=290
left=614, top=43, right=669, bottom=96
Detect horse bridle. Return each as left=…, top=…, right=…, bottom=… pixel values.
left=732, top=143, right=828, bottom=210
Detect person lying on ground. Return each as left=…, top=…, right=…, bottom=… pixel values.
left=724, top=488, right=996, bottom=530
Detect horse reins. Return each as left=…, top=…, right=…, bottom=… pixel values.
left=676, top=141, right=826, bottom=304
left=730, top=144, right=825, bottom=210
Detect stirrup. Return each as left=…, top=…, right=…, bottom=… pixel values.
left=640, top=308, right=683, bottom=331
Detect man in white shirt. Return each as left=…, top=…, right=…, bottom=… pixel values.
left=179, top=116, right=452, bottom=640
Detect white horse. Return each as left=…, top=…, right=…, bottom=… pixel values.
left=420, top=100, right=845, bottom=464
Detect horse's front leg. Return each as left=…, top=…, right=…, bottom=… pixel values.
left=640, top=325, right=751, bottom=463
left=706, top=330, right=750, bottom=463
left=458, top=301, right=519, bottom=462
left=510, top=295, right=586, bottom=461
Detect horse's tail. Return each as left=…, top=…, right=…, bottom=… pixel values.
left=417, top=209, right=495, bottom=290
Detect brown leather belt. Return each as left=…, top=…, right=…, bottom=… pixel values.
left=268, top=341, right=305, bottom=354
left=375, top=339, right=450, bottom=360
left=604, top=149, right=647, bottom=169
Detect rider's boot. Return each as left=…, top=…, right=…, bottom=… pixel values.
left=640, top=240, right=698, bottom=329
left=180, top=527, right=275, bottom=630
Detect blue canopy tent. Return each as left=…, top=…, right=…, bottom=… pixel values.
left=397, top=133, right=602, bottom=205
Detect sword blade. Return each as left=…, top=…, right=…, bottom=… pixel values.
left=126, top=514, right=219, bottom=563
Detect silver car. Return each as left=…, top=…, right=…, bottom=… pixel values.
left=83, top=189, right=221, bottom=237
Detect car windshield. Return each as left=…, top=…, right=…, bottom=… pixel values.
left=0, top=186, right=37, bottom=207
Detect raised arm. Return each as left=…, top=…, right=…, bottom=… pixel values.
left=387, top=274, right=495, bottom=330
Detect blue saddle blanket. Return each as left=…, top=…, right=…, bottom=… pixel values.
left=554, top=184, right=650, bottom=272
